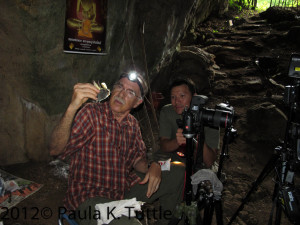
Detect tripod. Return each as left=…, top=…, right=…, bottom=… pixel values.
left=228, top=96, right=300, bottom=225
left=168, top=121, right=236, bottom=225
left=199, top=125, right=237, bottom=225
left=168, top=125, right=201, bottom=225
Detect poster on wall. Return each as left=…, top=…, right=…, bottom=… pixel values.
left=63, top=0, right=107, bottom=55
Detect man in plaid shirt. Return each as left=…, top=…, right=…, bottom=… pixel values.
left=50, top=71, right=185, bottom=225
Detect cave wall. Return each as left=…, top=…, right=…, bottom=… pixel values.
left=0, top=0, right=226, bottom=165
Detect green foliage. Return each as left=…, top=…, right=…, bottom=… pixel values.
left=229, top=0, right=273, bottom=11
left=229, top=0, right=298, bottom=12
left=228, top=0, right=244, bottom=11
left=257, top=0, right=271, bottom=11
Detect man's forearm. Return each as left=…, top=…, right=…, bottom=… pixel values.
left=203, top=142, right=218, bottom=168
left=49, top=105, right=77, bottom=156
left=133, top=158, right=148, bottom=173
left=160, top=138, right=179, bottom=152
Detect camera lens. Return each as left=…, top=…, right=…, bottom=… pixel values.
left=201, top=108, right=233, bottom=128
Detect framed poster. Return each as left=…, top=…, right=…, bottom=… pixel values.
left=63, top=0, right=107, bottom=55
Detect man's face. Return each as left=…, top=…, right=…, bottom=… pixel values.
left=171, top=84, right=193, bottom=115
left=109, top=77, right=143, bottom=116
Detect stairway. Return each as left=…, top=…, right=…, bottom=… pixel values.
left=195, top=11, right=299, bottom=99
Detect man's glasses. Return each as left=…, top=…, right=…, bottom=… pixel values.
left=120, top=72, right=144, bottom=97
left=113, top=83, right=142, bottom=99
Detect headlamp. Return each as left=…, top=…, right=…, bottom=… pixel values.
left=128, top=72, right=138, bottom=81
left=120, top=71, right=144, bottom=97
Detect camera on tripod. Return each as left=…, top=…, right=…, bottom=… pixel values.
left=170, top=95, right=236, bottom=225
left=281, top=53, right=300, bottom=224
left=177, top=95, right=235, bottom=138
left=284, top=53, right=300, bottom=161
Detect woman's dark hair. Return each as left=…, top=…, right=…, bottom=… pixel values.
left=169, top=77, right=197, bottom=95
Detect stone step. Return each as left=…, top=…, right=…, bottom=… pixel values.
left=236, top=24, right=269, bottom=31
left=248, top=15, right=264, bottom=21
left=212, top=45, right=244, bottom=54
left=204, top=39, right=264, bottom=58
left=204, top=38, right=241, bottom=47
left=214, top=52, right=252, bottom=69
left=212, top=76, right=264, bottom=95
left=220, top=67, right=259, bottom=78
left=214, top=30, right=269, bottom=39
left=247, top=19, right=269, bottom=25
left=204, top=37, right=264, bottom=53
left=240, top=38, right=264, bottom=53
left=212, top=35, right=251, bottom=43
left=203, top=44, right=262, bottom=59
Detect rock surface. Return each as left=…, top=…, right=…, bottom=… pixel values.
left=0, top=0, right=224, bottom=165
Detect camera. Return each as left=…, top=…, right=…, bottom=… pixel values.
left=177, top=95, right=234, bottom=138
left=283, top=54, right=300, bottom=161
left=284, top=54, right=300, bottom=105
left=288, top=53, right=300, bottom=79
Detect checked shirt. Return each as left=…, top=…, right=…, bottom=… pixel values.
left=60, top=101, right=146, bottom=210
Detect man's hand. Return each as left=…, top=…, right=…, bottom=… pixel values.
left=139, top=162, right=161, bottom=198
left=49, top=83, right=99, bottom=156
left=69, top=83, right=100, bottom=111
left=176, top=128, right=186, bottom=146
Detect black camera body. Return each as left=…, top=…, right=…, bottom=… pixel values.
left=284, top=54, right=300, bottom=105
left=178, top=95, right=234, bottom=138
left=288, top=53, right=300, bottom=79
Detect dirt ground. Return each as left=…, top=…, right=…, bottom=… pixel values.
left=1, top=7, right=300, bottom=225
left=0, top=162, right=67, bottom=225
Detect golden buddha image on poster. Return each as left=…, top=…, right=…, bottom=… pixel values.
left=64, top=0, right=107, bottom=55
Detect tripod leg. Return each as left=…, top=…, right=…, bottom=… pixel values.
left=202, top=198, right=215, bottom=225
left=228, top=153, right=279, bottom=225
left=196, top=213, right=202, bottom=225
left=268, top=170, right=282, bottom=225
left=203, top=200, right=224, bottom=225
left=274, top=197, right=282, bottom=225
left=215, top=200, right=224, bottom=225
left=167, top=217, right=182, bottom=225
left=268, top=194, right=279, bottom=225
